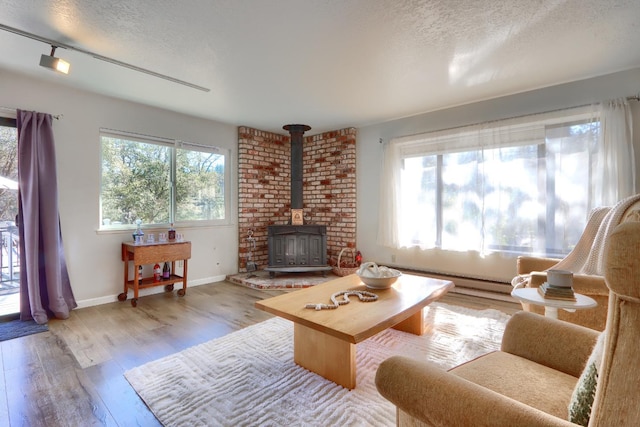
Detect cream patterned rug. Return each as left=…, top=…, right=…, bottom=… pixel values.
left=125, top=302, right=510, bottom=426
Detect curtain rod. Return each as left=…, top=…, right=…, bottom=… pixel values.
left=385, top=94, right=640, bottom=144
left=0, top=106, right=63, bottom=120
left=100, top=127, right=222, bottom=153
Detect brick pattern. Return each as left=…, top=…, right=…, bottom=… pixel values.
left=238, top=126, right=357, bottom=272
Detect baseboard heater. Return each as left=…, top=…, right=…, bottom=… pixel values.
left=385, top=266, right=515, bottom=302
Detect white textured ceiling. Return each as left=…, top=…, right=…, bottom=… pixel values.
left=1, top=0, right=639, bottom=134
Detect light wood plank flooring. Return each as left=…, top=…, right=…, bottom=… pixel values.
left=0, top=281, right=520, bottom=426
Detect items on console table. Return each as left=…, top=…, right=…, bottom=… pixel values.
left=537, top=269, right=576, bottom=301
left=537, top=282, right=576, bottom=301
left=120, top=240, right=191, bottom=307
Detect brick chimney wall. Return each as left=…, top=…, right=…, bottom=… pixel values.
left=238, top=126, right=357, bottom=272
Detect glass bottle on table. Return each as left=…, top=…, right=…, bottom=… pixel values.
left=163, top=262, right=170, bottom=280
left=168, top=223, right=176, bottom=241
left=153, top=263, right=162, bottom=282
left=133, top=219, right=144, bottom=244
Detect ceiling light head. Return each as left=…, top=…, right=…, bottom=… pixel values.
left=39, top=45, right=70, bottom=74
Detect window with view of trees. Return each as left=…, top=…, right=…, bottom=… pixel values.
left=100, top=131, right=227, bottom=228
left=0, top=123, right=18, bottom=225
left=0, top=121, right=20, bottom=287
left=381, top=107, right=603, bottom=258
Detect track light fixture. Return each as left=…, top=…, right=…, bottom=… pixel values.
left=1, top=23, right=209, bottom=91
left=39, top=45, right=70, bottom=74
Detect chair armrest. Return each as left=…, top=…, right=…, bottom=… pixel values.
left=501, top=311, right=599, bottom=377
left=528, top=271, right=548, bottom=288
left=571, top=274, right=609, bottom=296
left=375, top=356, right=575, bottom=427
left=517, top=256, right=561, bottom=274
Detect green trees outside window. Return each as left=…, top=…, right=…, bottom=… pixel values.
left=0, top=125, right=18, bottom=224
left=100, top=133, right=225, bottom=228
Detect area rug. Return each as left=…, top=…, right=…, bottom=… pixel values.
left=0, top=319, right=49, bottom=342
left=125, top=302, right=510, bottom=427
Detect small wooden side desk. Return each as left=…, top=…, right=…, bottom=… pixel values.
left=120, top=241, right=191, bottom=307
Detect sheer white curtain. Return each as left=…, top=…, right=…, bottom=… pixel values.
left=592, top=98, right=636, bottom=207
left=377, top=117, right=549, bottom=251
left=377, top=103, right=633, bottom=254
left=377, top=141, right=402, bottom=248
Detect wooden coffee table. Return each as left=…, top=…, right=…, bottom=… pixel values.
left=255, top=273, right=454, bottom=389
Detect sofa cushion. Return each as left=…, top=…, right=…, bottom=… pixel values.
left=450, top=351, right=578, bottom=419
left=568, top=332, right=605, bottom=426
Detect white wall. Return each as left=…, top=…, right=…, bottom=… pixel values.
left=2, top=66, right=639, bottom=305
left=357, top=68, right=640, bottom=283
left=0, top=69, right=239, bottom=307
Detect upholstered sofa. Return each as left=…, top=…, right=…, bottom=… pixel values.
left=513, top=196, right=640, bottom=331
left=375, top=220, right=640, bottom=426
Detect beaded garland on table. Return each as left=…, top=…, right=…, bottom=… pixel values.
left=304, top=290, right=378, bottom=310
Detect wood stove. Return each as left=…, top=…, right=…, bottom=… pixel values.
left=265, top=124, right=330, bottom=278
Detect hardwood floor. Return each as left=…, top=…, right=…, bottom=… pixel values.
left=0, top=281, right=520, bottom=426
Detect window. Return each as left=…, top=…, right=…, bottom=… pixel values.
left=382, top=107, right=602, bottom=258
left=0, top=119, right=18, bottom=226
left=100, top=130, right=228, bottom=229
left=0, top=119, right=20, bottom=289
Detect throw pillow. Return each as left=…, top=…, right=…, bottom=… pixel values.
left=568, top=332, right=606, bottom=426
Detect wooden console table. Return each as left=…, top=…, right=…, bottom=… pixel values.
left=120, top=240, right=191, bottom=307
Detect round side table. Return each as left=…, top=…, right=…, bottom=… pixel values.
left=511, top=287, right=597, bottom=319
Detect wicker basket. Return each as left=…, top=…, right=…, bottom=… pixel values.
left=332, top=247, right=360, bottom=277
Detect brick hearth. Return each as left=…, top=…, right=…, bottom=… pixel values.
left=226, top=271, right=338, bottom=289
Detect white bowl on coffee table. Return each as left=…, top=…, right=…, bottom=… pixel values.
left=357, top=262, right=402, bottom=289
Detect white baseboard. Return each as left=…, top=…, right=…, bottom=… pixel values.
left=75, top=275, right=226, bottom=309
left=449, top=286, right=519, bottom=304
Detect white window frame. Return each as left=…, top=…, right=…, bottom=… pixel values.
left=379, top=106, right=601, bottom=258
left=99, top=128, right=231, bottom=230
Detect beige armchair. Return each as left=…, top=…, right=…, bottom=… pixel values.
left=515, top=256, right=609, bottom=331
left=375, top=220, right=640, bottom=426
left=513, top=198, right=640, bottom=331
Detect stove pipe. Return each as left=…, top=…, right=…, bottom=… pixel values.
left=283, top=124, right=311, bottom=211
